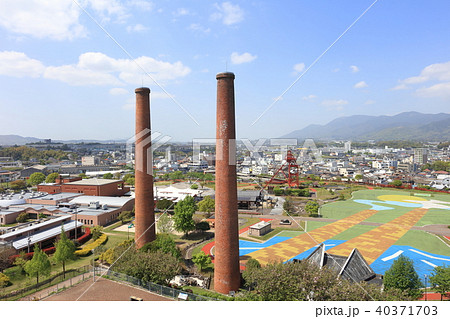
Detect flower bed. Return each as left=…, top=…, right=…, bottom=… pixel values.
left=75, top=234, right=108, bottom=256
left=76, top=227, right=91, bottom=245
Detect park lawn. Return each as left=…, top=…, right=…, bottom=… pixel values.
left=415, top=208, right=450, bottom=226
left=277, top=229, right=305, bottom=237
left=331, top=224, right=377, bottom=241
left=364, top=206, right=412, bottom=224
left=394, top=229, right=450, bottom=256
left=305, top=220, right=332, bottom=231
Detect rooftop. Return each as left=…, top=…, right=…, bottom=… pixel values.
left=65, top=178, right=122, bottom=186
left=69, top=195, right=133, bottom=207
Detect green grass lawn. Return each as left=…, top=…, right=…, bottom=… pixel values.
left=331, top=224, right=377, bottom=240
left=394, top=230, right=450, bottom=256
left=305, top=220, right=332, bottom=231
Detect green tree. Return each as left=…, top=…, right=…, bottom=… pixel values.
left=78, top=173, right=87, bottom=179
left=118, top=210, right=133, bottom=224
left=157, top=214, right=173, bottom=233
left=91, top=226, right=104, bottom=240
left=305, top=201, right=319, bottom=216
left=112, top=249, right=180, bottom=285
left=195, top=221, right=210, bottom=233
left=24, top=244, right=51, bottom=284
left=0, top=247, right=15, bottom=273
left=45, top=172, right=59, bottom=183
left=53, top=228, right=76, bottom=278
left=383, top=255, right=422, bottom=299
left=390, top=180, right=403, bottom=187
left=156, top=199, right=174, bottom=211
left=197, top=196, right=215, bottom=217
left=429, top=266, right=450, bottom=301
left=354, top=174, right=363, bottom=181
left=29, top=172, right=46, bottom=186
left=173, top=196, right=196, bottom=237
left=283, top=197, right=295, bottom=215
left=190, top=183, right=199, bottom=189
left=15, top=212, right=29, bottom=223
left=38, top=213, right=46, bottom=219
left=0, top=273, right=10, bottom=288
left=10, top=179, right=27, bottom=190
left=140, top=233, right=181, bottom=259
left=192, top=251, right=212, bottom=271
left=13, top=251, right=27, bottom=274
left=125, top=177, right=135, bottom=186
left=103, top=173, right=113, bottom=179
left=240, top=260, right=413, bottom=301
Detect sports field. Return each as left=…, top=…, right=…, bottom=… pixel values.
left=239, top=189, right=450, bottom=281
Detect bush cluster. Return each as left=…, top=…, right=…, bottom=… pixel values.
left=75, top=234, right=108, bottom=256
left=273, top=188, right=310, bottom=197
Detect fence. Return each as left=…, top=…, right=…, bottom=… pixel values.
left=100, top=268, right=217, bottom=301
left=0, top=265, right=91, bottom=301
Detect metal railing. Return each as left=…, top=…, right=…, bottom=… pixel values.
left=101, top=268, right=217, bottom=301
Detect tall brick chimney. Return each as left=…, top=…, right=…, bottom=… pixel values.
left=214, top=72, right=240, bottom=294
left=134, top=87, right=155, bottom=248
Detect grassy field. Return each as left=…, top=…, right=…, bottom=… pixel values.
left=394, top=229, right=450, bottom=255
left=320, top=189, right=450, bottom=226
left=331, top=224, right=377, bottom=240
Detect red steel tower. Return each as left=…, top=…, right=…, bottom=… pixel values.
left=214, top=72, right=240, bottom=294
left=134, top=87, right=156, bottom=248
left=265, top=150, right=300, bottom=187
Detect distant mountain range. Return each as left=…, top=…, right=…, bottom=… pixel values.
left=0, top=135, right=126, bottom=146
left=281, top=112, right=450, bottom=141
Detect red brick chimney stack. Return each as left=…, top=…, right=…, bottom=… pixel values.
left=134, top=87, right=156, bottom=248
left=214, top=72, right=240, bottom=294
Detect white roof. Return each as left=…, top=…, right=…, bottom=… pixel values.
left=250, top=221, right=271, bottom=230
left=0, top=215, right=71, bottom=240
left=69, top=195, right=133, bottom=207
left=65, top=178, right=120, bottom=186
left=12, top=221, right=82, bottom=250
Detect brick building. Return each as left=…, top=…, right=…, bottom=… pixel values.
left=38, top=177, right=129, bottom=196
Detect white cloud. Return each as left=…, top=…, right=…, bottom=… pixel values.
left=0, top=50, right=191, bottom=86
left=109, top=88, right=128, bottom=95
left=0, top=0, right=86, bottom=40
left=0, top=0, right=148, bottom=40
left=393, top=61, right=450, bottom=97
left=189, top=23, right=211, bottom=34
left=321, top=99, right=348, bottom=110
left=0, top=51, right=45, bottom=78
left=391, top=84, right=409, bottom=91
left=211, top=2, right=244, bottom=25
left=173, top=8, right=189, bottom=17
left=365, top=100, right=376, bottom=105
left=87, top=0, right=130, bottom=23
left=354, top=81, right=368, bottom=89
left=302, top=95, right=317, bottom=100
left=230, top=52, right=257, bottom=65
left=416, top=82, right=450, bottom=98
left=293, top=63, right=305, bottom=74
left=126, top=24, right=148, bottom=33
left=350, top=65, right=359, bottom=73
left=127, top=0, right=154, bottom=11
left=44, top=65, right=122, bottom=86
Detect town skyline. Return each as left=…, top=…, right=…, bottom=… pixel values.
left=1, top=1, right=450, bottom=142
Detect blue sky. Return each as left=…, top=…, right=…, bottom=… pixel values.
left=0, top=0, right=449, bottom=142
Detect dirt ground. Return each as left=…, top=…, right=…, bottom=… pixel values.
left=44, top=278, right=172, bottom=301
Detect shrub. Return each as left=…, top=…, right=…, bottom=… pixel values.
left=0, top=273, right=10, bottom=288
left=75, top=234, right=108, bottom=256
left=16, top=212, right=29, bottom=223
left=76, top=227, right=91, bottom=245
left=273, top=187, right=284, bottom=196
left=91, top=226, right=103, bottom=241
left=118, top=210, right=133, bottom=224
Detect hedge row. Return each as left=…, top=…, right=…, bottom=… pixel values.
left=9, top=246, right=56, bottom=263
left=75, top=234, right=108, bottom=256
left=76, top=227, right=91, bottom=245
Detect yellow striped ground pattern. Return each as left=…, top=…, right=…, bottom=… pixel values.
left=327, top=208, right=428, bottom=264
left=246, top=209, right=378, bottom=265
